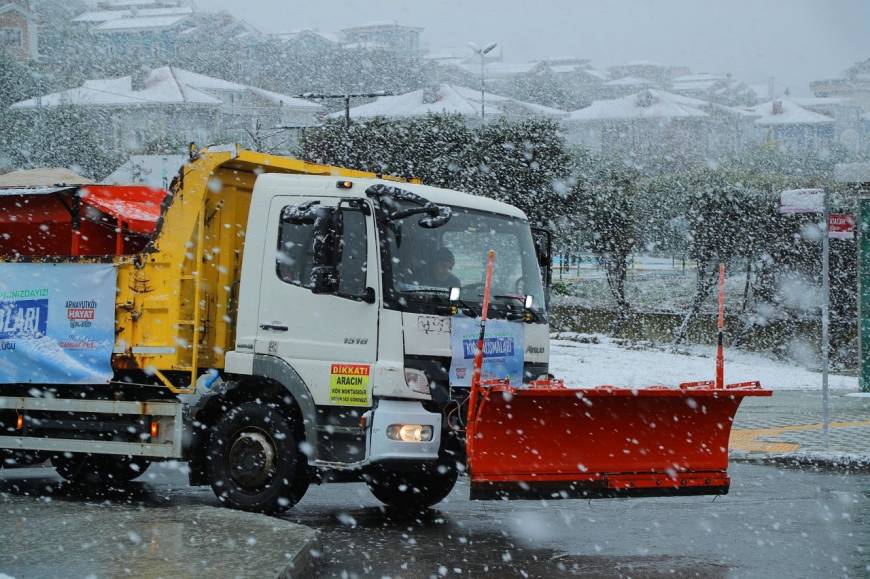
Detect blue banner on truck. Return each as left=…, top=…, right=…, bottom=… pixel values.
left=449, top=316, right=525, bottom=387
left=0, top=263, right=117, bottom=384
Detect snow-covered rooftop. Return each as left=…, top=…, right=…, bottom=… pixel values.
left=11, top=67, right=323, bottom=111
left=745, top=99, right=834, bottom=125
left=341, top=21, right=423, bottom=32
left=73, top=6, right=192, bottom=23
left=0, top=167, right=93, bottom=188
left=464, top=61, right=539, bottom=80
left=103, top=154, right=186, bottom=189
left=567, top=89, right=710, bottom=121
left=93, top=14, right=189, bottom=32
left=101, top=0, right=176, bottom=7
left=671, top=73, right=728, bottom=92
left=625, top=60, right=664, bottom=67
left=273, top=29, right=340, bottom=44
left=792, top=96, right=850, bottom=107
left=604, top=76, right=656, bottom=87
left=332, top=84, right=566, bottom=120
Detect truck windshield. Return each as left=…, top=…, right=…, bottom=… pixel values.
left=383, top=204, right=546, bottom=317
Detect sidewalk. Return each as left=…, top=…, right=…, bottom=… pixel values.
left=730, top=389, right=870, bottom=469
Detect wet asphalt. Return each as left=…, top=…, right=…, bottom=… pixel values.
left=1, top=462, right=868, bottom=578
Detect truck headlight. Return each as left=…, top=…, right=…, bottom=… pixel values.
left=386, top=424, right=434, bottom=442
left=404, top=368, right=430, bottom=395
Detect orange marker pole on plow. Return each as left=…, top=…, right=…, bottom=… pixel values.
left=716, top=262, right=725, bottom=389
left=466, top=249, right=496, bottom=471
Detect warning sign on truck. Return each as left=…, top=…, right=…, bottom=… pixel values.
left=329, top=363, right=371, bottom=406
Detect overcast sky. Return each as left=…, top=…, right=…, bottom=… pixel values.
left=206, top=0, right=870, bottom=96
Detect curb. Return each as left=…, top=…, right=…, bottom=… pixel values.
left=280, top=532, right=321, bottom=578
left=731, top=452, right=870, bottom=473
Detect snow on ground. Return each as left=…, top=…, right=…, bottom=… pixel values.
left=548, top=334, right=858, bottom=391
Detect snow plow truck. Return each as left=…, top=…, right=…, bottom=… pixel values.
left=0, top=145, right=770, bottom=513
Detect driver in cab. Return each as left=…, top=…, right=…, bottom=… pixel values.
left=429, top=248, right=461, bottom=289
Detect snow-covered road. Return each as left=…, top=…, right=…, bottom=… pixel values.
left=548, top=335, right=859, bottom=391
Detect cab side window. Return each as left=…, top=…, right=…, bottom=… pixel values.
left=277, top=207, right=316, bottom=289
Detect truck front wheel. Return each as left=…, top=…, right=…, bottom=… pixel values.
left=206, top=402, right=309, bottom=514
left=366, top=459, right=459, bottom=510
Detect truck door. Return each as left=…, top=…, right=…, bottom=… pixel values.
left=256, top=196, right=379, bottom=408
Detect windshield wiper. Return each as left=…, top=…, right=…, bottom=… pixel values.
left=489, top=294, right=526, bottom=305
left=481, top=294, right=543, bottom=322
left=402, top=288, right=450, bottom=294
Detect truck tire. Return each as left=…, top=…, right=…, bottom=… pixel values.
left=206, top=402, right=309, bottom=514
left=366, top=459, right=459, bottom=510
left=52, top=454, right=150, bottom=485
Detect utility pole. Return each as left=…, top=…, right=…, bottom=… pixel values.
left=294, top=91, right=394, bottom=129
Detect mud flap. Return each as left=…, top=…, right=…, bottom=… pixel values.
left=467, top=381, right=771, bottom=501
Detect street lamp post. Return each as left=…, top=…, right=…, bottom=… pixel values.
left=469, top=42, right=498, bottom=120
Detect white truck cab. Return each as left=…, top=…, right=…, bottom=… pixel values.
left=207, top=173, right=551, bottom=508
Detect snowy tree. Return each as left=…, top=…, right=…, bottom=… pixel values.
left=302, top=114, right=572, bottom=227
left=567, top=160, right=640, bottom=329
left=672, top=170, right=763, bottom=345
left=4, top=105, right=121, bottom=179
left=503, top=65, right=577, bottom=110
left=465, top=118, right=572, bottom=226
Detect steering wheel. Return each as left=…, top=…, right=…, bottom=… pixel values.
left=513, top=277, right=525, bottom=296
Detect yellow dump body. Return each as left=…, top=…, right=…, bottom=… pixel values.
left=114, top=147, right=408, bottom=392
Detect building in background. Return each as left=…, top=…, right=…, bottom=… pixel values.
left=0, top=0, right=37, bottom=61
left=71, top=1, right=259, bottom=59
left=10, top=66, right=324, bottom=154
left=746, top=98, right=835, bottom=155
left=339, top=22, right=422, bottom=53
left=72, top=0, right=194, bottom=58
left=792, top=96, right=866, bottom=152
left=334, top=83, right=566, bottom=123
left=670, top=73, right=760, bottom=106
left=810, top=58, right=870, bottom=152
left=564, top=89, right=757, bottom=159
left=811, top=58, right=870, bottom=111
left=272, top=29, right=339, bottom=52
left=607, top=61, right=690, bottom=87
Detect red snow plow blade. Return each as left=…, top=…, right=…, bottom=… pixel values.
left=464, top=250, right=771, bottom=500
left=467, top=379, right=771, bottom=500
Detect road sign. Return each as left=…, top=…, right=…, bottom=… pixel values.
left=780, top=188, right=824, bottom=214
left=828, top=214, right=855, bottom=239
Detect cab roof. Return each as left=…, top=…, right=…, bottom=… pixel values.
left=255, top=173, right=529, bottom=221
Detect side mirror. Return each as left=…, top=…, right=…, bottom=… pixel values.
left=282, top=200, right=320, bottom=224
left=309, top=207, right=343, bottom=293
left=531, top=227, right=553, bottom=309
